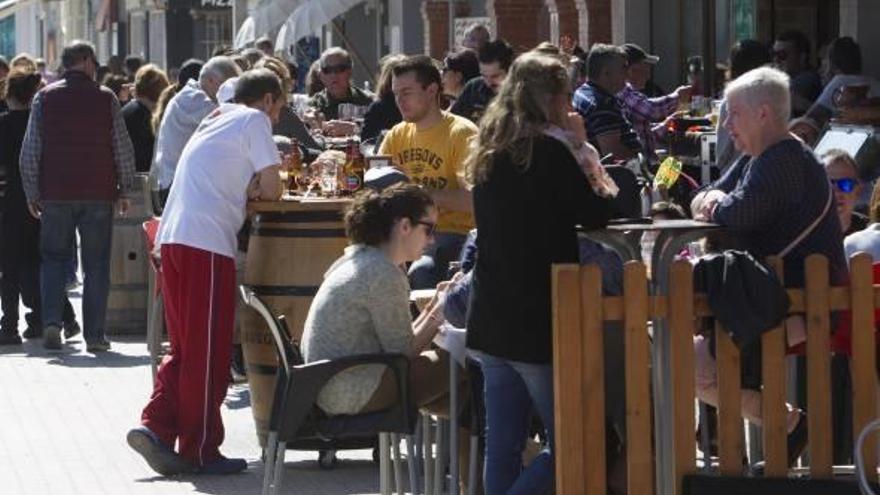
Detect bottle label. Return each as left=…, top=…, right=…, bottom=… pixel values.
left=345, top=174, right=362, bottom=191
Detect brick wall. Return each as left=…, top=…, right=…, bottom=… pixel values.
left=421, top=1, right=472, bottom=59
left=556, top=0, right=581, bottom=45
left=424, top=0, right=614, bottom=58
left=486, top=0, right=546, bottom=53
left=586, top=0, right=612, bottom=45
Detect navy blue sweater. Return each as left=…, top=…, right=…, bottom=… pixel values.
left=710, top=138, right=848, bottom=287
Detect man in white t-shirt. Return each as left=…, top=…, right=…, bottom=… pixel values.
left=128, top=69, right=284, bottom=476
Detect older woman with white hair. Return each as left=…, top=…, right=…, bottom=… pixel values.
left=693, top=67, right=847, bottom=288
left=691, top=66, right=848, bottom=470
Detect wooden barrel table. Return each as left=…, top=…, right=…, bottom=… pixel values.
left=106, top=173, right=152, bottom=335
left=241, top=198, right=350, bottom=447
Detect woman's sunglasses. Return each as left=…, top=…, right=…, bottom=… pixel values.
left=831, top=178, right=858, bottom=193
left=321, top=65, right=350, bottom=75
left=415, top=220, right=437, bottom=236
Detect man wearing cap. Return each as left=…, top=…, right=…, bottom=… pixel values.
left=617, top=43, right=692, bottom=163
left=309, top=47, right=374, bottom=120
left=572, top=44, right=642, bottom=160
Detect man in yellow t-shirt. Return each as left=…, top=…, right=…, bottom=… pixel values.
left=379, top=55, right=478, bottom=288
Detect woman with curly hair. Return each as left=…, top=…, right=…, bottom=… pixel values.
left=302, top=183, right=455, bottom=416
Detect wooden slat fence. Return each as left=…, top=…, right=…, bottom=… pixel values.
left=553, top=253, right=880, bottom=495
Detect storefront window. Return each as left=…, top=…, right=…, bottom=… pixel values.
left=200, top=10, right=232, bottom=59
left=0, top=15, right=14, bottom=58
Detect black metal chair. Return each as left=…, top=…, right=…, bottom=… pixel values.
left=604, top=164, right=644, bottom=219
left=239, top=286, right=419, bottom=495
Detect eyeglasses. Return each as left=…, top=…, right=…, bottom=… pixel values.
left=831, top=178, right=858, bottom=193
left=415, top=220, right=437, bottom=236
left=321, top=64, right=350, bottom=75
left=772, top=50, right=788, bottom=61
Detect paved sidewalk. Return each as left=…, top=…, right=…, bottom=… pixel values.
left=0, top=305, right=383, bottom=494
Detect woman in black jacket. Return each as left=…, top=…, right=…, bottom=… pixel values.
left=0, top=68, right=79, bottom=345
left=465, top=52, right=614, bottom=494
left=360, top=54, right=405, bottom=146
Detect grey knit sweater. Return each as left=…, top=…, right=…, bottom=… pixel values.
left=301, top=244, right=413, bottom=415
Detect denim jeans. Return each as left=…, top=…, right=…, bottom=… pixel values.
left=40, top=201, right=113, bottom=343
left=477, top=352, right=555, bottom=495
left=408, top=232, right=466, bottom=289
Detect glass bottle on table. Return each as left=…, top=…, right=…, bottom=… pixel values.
left=286, top=138, right=306, bottom=194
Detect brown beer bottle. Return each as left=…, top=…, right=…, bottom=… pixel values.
left=342, top=139, right=365, bottom=194
left=287, top=138, right=305, bottom=192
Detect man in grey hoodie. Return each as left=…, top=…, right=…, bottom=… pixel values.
left=151, top=56, right=240, bottom=206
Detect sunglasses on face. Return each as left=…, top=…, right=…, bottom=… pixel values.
left=773, top=50, right=788, bottom=61
left=321, top=65, right=350, bottom=75
left=415, top=220, right=437, bottom=236
left=831, top=178, right=858, bottom=193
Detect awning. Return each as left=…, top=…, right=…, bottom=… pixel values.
left=275, top=0, right=364, bottom=49
left=0, top=0, right=19, bottom=18
left=234, top=0, right=307, bottom=48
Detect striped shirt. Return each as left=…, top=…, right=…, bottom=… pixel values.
left=572, top=81, right=642, bottom=157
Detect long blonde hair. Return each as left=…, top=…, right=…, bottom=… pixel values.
left=466, top=52, right=571, bottom=184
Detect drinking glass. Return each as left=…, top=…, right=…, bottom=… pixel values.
left=320, top=161, right=338, bottom=196
left=338, top=103, right=355, bottom=121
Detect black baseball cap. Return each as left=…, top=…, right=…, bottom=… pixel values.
left=622, top=43, right=659, bottom=65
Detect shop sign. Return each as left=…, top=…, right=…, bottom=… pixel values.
left=196, top=0, right=231, bottom=8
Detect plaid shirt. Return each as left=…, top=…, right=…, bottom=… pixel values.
left=617, top=83, right=678, bottom=160
left=20, top=80, right=135, bottom=203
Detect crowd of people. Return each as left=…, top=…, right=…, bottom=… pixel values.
left=0, top=21, right=878, bottom=494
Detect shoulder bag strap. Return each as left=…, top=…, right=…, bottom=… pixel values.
left=777, top=185, right=834, bottom=259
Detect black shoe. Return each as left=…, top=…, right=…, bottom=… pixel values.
left=22, top=326, right=42, bottom=339
left=63, top=320, right=81, bottom=340
left=127, top=426, right=195, bottom=476
left=0, top=330, right=22, bottom=345
left=750, top=411, right=808, bottom=476
left=86, top=339, right=111, bottom=353
left=43, top=325, right=62, bottom=350
left=787, top=411, right=808, bottom=466
left=196, top=456, right=247, bottom=475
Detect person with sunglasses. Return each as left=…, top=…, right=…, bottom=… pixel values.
left=844, top=180, right=880, bottom=261
left=308, top=47, right=374, bottom=121
left=822, top=149, right=867, bottom=235
left=301, top=183, right=458, bottom=419
left=772, top=31, right=822, bottom=118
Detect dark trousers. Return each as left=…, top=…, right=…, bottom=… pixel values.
left=40, top=201, right=111, bottom=342
left=1, top=200, right=76, bottom=331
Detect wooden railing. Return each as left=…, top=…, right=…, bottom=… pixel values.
left=552, top=253, right=880, bottom=495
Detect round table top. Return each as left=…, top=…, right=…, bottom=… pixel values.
left=247, top=195, right=352, bottom=213
left=585, top=218, right=720, bottom=232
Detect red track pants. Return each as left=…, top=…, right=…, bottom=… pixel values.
left=141, top=243, right=236, bottom=466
